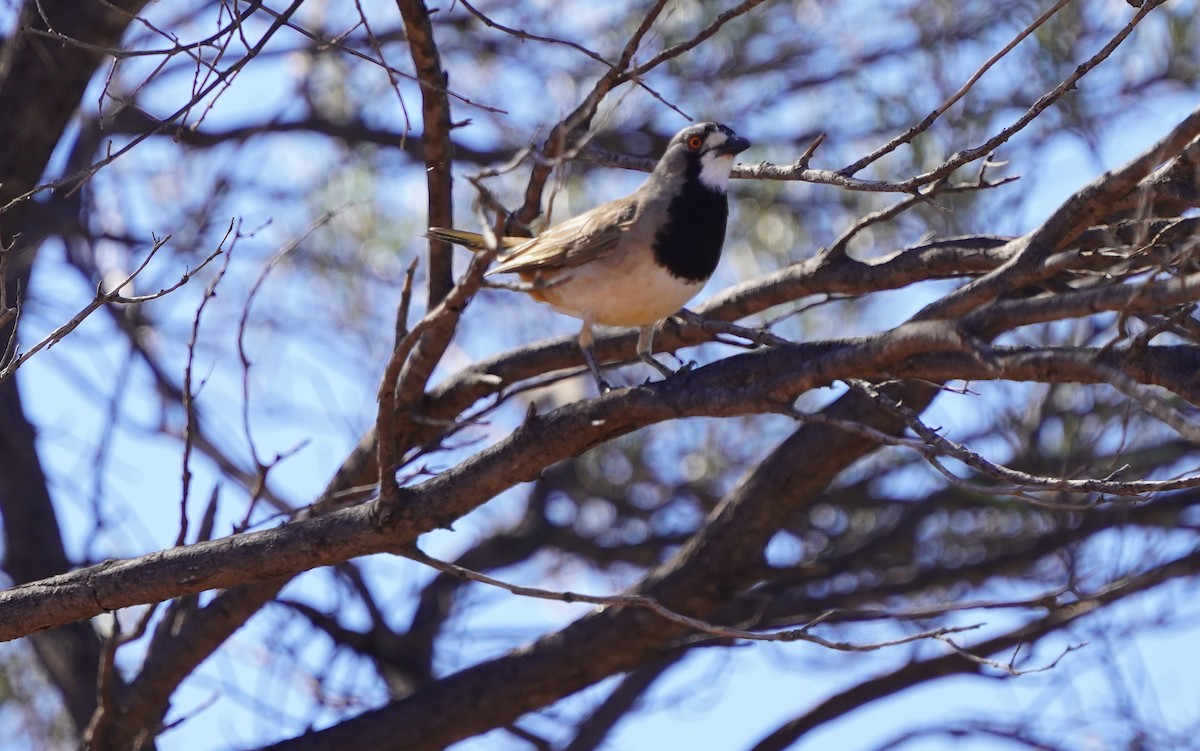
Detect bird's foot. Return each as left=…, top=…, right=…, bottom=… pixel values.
left=640, top=352, right=679, bottom=380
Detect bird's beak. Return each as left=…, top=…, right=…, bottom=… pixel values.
left=716, top=135, right=751, bottom=156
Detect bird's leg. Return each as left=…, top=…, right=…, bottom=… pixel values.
left=637, top=324, right=676, bottom=380
left=578, top=322, right=612, bottom=393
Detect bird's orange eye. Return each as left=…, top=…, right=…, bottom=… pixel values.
left=687, top=135, right=703, bottom=150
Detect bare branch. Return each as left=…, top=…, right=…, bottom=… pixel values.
left=843, top=379, right=1200, bottom=501
left=397, top=0, right=457, bottom=306
left=178, top=220, right=237, bottom=545
left=616, top=0, right=770, bottom=86
left=514, top=0, right=671, bottom=225
left=934, top=635, right=1086, bottom=677
left=840, top=0, right=1075, bottom=176
left=374, top=236, right=496, bottom=511
left=405, top=547, right=980, bottom=651
left=748, top=551, right=1200, bottom=751
left=3, top=0, right=313, bottom=213
left=0, top=235, right=224, bottom=383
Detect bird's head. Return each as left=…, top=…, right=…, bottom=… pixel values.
left=656, top=122, right=751, bottom=193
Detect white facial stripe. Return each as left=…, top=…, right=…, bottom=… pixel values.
left=704, top=131, right=729, bottom=150
left=698, top=150, right=733, bottom=192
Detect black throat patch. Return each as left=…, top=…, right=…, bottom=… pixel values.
left=652, top=160, right=729, bottom=283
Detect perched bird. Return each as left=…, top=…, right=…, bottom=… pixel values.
left=428, top=121, right=750, bottom=392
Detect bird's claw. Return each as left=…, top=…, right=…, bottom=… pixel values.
left=640, top=353, right=675, bottom=379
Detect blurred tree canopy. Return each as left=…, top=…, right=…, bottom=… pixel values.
left=2, top=1, right=1200, bottom=749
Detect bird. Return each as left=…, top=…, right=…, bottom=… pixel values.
left=427, top=121, right=750, bottom=392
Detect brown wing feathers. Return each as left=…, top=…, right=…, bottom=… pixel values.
left=427, top=198, right=638, bottom=275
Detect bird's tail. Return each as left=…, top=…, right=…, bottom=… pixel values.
left=426, top=227, right=490, bottom=251
left=427, top=227, right=529, bottom=254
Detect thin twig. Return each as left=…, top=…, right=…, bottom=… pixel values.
left=2, top=0, right=311, bottom=213
left=616, top=0, right=771, bottom=85
left=0, top=235, right=224, bottom=382
left=1099, top=365, right=1200, bottom=443
left=406, top=547, right=981, bottom=651
left=234, top=210, right=341, bottom=517
left=515, top=0, right=671, bottom=225
left=730, top=1, right=1168, bottom=195
left=936, top=634, right=1086, bottom=676
left=840, top=380, right=1200, bottom=501
left=818, top=175, right=1019, bottom=262
left=676, top=309, right=790, bottom=348
left=880, top=0, right=1169, bottom=189
left=177, top=219, right=237, bottom=547
left=841, top=0, right=1075, bottom=176
left=374, top=237, right=497, bottom=509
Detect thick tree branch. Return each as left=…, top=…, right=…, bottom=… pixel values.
left=15, top=326, right=1200, bottom=641
left=259, top=383, right=940, bottom=751
left=397, top=0, right=456, bottom=307
left=919, top=106, right=1200, bottom=320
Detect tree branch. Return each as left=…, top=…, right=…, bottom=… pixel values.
left=397, top=0, right=457, bottom=307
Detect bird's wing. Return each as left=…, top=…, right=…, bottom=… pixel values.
left=489, top=199, right=639, bottom=275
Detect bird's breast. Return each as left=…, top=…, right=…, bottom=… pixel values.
left=651, top=183, right=729, bottom=282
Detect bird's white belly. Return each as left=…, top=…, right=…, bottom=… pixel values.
left=534, top=251, right=706, bottom=327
